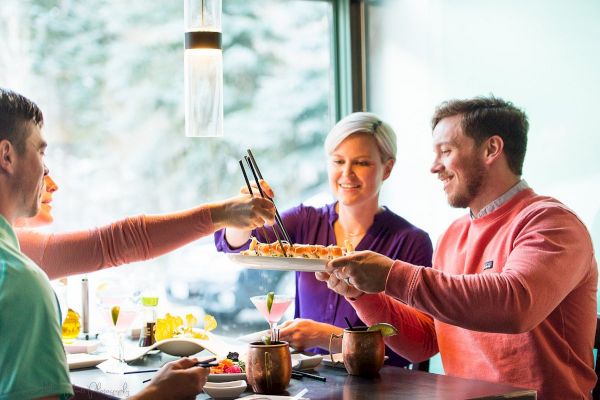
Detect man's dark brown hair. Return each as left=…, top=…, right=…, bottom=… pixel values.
left=431, top=96, right=529, bottom=175
left=0, top=88, right=44, bottom=154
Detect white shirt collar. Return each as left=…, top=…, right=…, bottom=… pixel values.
left=470, top=179, right=529, bottom=220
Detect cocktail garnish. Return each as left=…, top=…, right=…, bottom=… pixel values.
left=367, top=322, right=399, bottom=337
left=266, top=291, right=275, bottom=314
left=111, top=306, right=120, bottom=326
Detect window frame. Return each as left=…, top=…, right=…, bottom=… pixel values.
left=331, top=0, right=367, bottom=118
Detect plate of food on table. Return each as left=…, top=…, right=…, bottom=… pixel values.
left=208, top=352, right=247, bottom=382
left=228, top=237, right=355, bottom=272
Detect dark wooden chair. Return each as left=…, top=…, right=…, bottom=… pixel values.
left=593, top=314, right=600, bottom=400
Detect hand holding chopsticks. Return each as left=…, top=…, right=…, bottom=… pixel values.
left=139, top=357, right=211, bottom=398
left=242, top=156, right=288, bottom=256
left=231, top=149, right=293, bottom=253
left=209, top=181, right=275, bottom=231
left=142, top=357, right=218, bottom=383
left=246, top=149, right=293, bottom=245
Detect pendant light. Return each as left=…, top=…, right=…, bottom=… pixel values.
left=184, top=0, right=223, bottom=137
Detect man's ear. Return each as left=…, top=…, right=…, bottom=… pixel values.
left=483, top=135, right=504, bottom=166
left=0, top=139, right=16, bottom=173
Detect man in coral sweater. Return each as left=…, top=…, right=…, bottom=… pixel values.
left=317, top=96, right=598, bottom=399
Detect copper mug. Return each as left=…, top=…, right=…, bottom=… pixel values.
left=246, top=341, right=292, bottom=394
left=331, top=327, right=384, bottom=376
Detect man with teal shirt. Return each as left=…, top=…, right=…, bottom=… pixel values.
left=0, top=217, right=73, bottom=399
left=0, top=88, right=71, bottom=399
left=0, top=88, right=210, bottom=399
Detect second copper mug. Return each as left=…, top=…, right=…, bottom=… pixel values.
left=246, top=341, right=292, bottom=394
left=332, top=327, right=385, bottom=376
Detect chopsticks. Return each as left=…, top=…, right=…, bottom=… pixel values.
left=241, top=155, right=289, bottom=257
left=239, top=160, right=275, bottom=245
left=291, top=370, right=327, bottom=382
left=194, top=356, right=219, bottom=368
left=125, top=369, right=158, bottom=375
left=142, top=358, right=218, bottom=383
left=246, top=149, right=293, bottom=245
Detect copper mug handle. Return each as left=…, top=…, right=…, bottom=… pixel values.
left=328, top=333, right=344, bottom=366
left=264, top=351, right=272, bottom=390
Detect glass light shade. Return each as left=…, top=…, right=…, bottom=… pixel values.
left=185, top=49, right=223, bottom=137
left=184, top=0, right=223, bottom=137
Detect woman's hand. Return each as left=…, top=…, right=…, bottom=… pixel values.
left=240, top=179, right=275, bottom=199
left=221, top=179, right=276, bottom=248
left=279, top=318, right=343, bottom=352
left=209, top=194, right=275, bottom=231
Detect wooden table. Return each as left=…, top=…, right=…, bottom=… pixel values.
left=70, top=352, right=536, bottom=399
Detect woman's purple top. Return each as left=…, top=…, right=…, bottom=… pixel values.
left=215, top=202, right=433, bottom=367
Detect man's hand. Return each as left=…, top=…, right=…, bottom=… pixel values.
left=132, top=357, right=209, bottom=400
left=278, top=318, right=342, bottom=351
left=315, top=271, right=365, bottom=299
left=324, top=250, right=394, bottom=294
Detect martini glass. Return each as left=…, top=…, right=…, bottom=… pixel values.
left=111, top=305, right=138, bottom=363
left=96, top=284, right=138, bottom=373
left=250, top=294, right=293, bottom=342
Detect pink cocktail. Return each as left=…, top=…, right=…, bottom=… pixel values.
left=103, top=308, right=138, bottom=332
left=251, top=295, right=293, bottom=341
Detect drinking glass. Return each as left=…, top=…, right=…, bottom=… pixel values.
left=250, top=294, right=293, bottom=341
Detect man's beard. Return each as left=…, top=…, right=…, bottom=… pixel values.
left=447, top=159, right=486, bottom=209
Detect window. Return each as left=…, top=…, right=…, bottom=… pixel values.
left=365, top=0, right=600, bottom=244
left=1, top=0, right=336, bottom=336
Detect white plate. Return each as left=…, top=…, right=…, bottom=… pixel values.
left=121, top=333, right=234, bottom=362
left=208, top=372, right=247, bottom=383
left=291, top=353, right=322, bottom=370
left=156, top=337, right=207, bottom=357
left=67, top=353, right=108, bottom=370
left=120, top=337, right=207, bottom=362
left=203, top=379, right=247, bottom=399
left=228, top=254, right=326, bottom=272
left=64, top=340, right=100, bottom=354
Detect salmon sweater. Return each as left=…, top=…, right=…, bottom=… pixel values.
left=15, top=206, right=214, bottom=280
left=352, top=188, right=597, bottom=399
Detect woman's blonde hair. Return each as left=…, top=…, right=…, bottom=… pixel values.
left=324, top=112, right=397, bottom=162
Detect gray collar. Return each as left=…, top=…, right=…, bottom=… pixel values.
left=470, top=179, right=529, bottom=220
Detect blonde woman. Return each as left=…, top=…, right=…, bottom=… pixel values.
left=216, top=112, right=433, bottom=367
